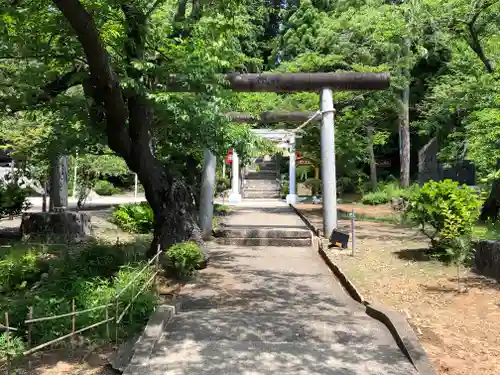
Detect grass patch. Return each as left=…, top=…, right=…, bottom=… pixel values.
left=0, top=239, right=158, bottom=361
left=472, top=222, right=500, bottom=241
left=94, top=180, right=121, bottom=196
left=214, top=204, right=231, bottom=216
left=111, top=202, right=154, bottom=233
left=338, top=210, right=411, bottom=225
left=361, top=182, right=416, bottom=205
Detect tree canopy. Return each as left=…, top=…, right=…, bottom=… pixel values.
left=0, top=0, right=498, bottom=248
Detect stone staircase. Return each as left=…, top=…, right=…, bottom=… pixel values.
left=244, top=159, right=280, bottom=199
left=213, top=203, right=312, bottom=247
left=214, top=226, right=312, bottom=247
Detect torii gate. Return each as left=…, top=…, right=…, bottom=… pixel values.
left=199, top=72, right=390, bottom=242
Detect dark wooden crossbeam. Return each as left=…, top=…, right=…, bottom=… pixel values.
left=225, top=72, right=390, bottom=92
left=225, top=111, right=319, bottom=124
left=165, top=72, right=390, bottom=93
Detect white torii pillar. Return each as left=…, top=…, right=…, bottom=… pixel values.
left=320, top=88, right=337, bottom=239
left=199, top=149, right=217, bottom=239
left=228, top=150, right=242, bottom=204
left=286, top=134, right=297, bottom=204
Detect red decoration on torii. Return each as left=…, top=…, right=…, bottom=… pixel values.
left=225, top=148, right=233, bottom=164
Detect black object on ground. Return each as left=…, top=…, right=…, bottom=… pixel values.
left=329, top=229, right=349, bottom=249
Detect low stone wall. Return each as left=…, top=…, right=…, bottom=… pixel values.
left=474, top=240, right=500, bottom=281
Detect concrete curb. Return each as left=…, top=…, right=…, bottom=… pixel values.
left=365, top=303, right=437, bottom=375
left=317, top=243, right=364, bottom=304
left=289, top=203, right=322, bottom=236
left=122, top=301, right=181, bottom=372
left=291, top=203, right=437, bottom=375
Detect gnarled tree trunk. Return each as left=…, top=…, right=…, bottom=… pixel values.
left=54, top=0, right=203, bottom=259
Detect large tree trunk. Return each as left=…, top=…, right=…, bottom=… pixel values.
left=54, top=0, right=202, bottom=259
left=367, top=124, right=377, bottom=190
left=480, top=159, right=500, bottom=222
left=126, top=96, right=202, bottom=259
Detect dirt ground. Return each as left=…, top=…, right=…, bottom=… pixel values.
left=296, top=203, right=500, bottom=375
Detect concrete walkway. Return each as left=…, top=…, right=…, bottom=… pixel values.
left=126, top=201, right=418, bottom=375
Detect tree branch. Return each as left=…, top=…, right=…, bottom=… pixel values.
left=6, top=66, right=85, bottom=113
left=146, top=0, right=167, bottom=18
left=468, top=0, right=498, bottom=26
left=174, top=0, right=187, bottom=23
left=466, top=23, right=494, bottom=73
left=52, top=0, right=131, bottom=160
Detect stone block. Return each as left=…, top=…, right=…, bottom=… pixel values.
left=418, top=137, right=442, bottom=184
left=20, top=211, right=92, bottom=242
left=474, top=240, right=500, bottom=281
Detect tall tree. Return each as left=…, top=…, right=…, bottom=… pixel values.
left=1, top=0, right=252, bottom=256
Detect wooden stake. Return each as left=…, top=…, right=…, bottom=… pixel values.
left=105, top=307, right=110, bottom=340
left=27, top=306, right=33, bottom=371
left=71, top=299, right=76, bottom=347
left=351, top=208, right=356, bottom=256
left=5, top=312, right=10, bottom=375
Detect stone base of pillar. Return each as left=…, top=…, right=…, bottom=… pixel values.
left=228, top=192, right=242, bottom=204
left=286, top=194, right=297, bottom=204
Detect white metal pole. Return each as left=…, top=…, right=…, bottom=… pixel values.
left=320, top=88, right=337, bottom=240
left=286, top=135, right=297, bottom=204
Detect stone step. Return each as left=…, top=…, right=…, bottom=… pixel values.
left=124, top=339, right=416, bottom=375
left=245, top=185, right=280, bottom=191
left=155, top=310, right=373, bottom=343
left=258, top=166, right=276, bottom=172
left=215, top=237, right=312, bottom=247
left=245, top=175, right=279, bottom=180
left=214, top=227, right=311, bottom=239
left=244, top=192, right=280, bottom=198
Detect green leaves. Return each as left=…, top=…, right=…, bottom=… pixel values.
left=406, top=180, right=483, bottom=252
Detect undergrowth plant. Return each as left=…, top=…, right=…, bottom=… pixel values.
left=361, top=181, right=416, bottom=205
left=405, top=180, right=482, bottom=261
left=0, top=332, right=25, bottom=361
left=112, top=202, right=154, bottom=233
left=94, top=180, right=121, bottom=196
left=164, top=241, right=204, bottom=280
left=0, top=182, right=31, bottom=218
left=0, top=240, right=158, bottom=358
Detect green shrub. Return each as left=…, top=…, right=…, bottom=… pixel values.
left=75, top=264, right=158, bottom=339
left=0, top=183, right=31, bottom=218
left=216, top=176, right=230, bottom=194
left=0, top=332, right=25, bottom=360
left=280, top=180, right=289, bottom=196
left=165, top=241, right=204, bottom=279
left=214, top=204, right=231, bottom=216
left=405, top=179, right=482, bottom=257
left=0, top=241, right=158, bottom=353
left=112, top=202, right=154, bottom=233
left=72, top=242, right=128, bottom=279
left=0, top=249, right=42, bottom=293
left=94, top=180, right=121, bottom=196
left=361, top=182, right=416, bottom=205
left=361, top=190, right=390, bottom=205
